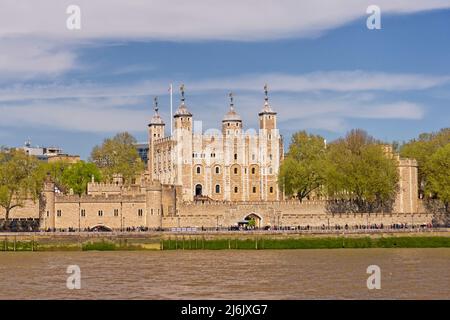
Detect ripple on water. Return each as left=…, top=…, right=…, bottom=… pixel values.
left=0, top=249, right=449, bottom=299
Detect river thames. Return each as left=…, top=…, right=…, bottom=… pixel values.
left=0, top=248, right=448, bottom=299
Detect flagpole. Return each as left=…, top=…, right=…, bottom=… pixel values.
left=170, top=83, right=173, bottom=135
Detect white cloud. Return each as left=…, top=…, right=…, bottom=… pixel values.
left=189, top=71, right=450, bottom=92
left=0, top=38, right=76, bottom=79
left=0, top=71, right=447, bottom=103
left=0, top=0, right=449, bottom=41
left=0, top=90, right=425, bottom=134
left=0, top=98, right=149, bottom=133
left=1, top=1, right=448, bottom=78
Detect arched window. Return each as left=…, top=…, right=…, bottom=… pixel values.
left=234, top=186, right=238, bottom=193
left=234, top=153, right=237, bottom=160
left=270, top=187, right=274, bottom=193
left=251, top=167, right=256, bottom=174
left=215, top=185, right=220, bottom=193
left=234, top=167, right=238, bottom=174
left=196, top=166, right=201, bottom=174
left=215, top=166, right=220, bottom=174
left=252, top=186, right=257, bottom=193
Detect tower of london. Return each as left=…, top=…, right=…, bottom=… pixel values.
left=147, top=85, right=283, bottom=202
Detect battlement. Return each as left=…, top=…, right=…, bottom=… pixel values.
left=55, top=193, right=146, bottom=203
left=87, top=182, right=122, bottom=194
left=154, top=136, right=175, bottom=145
left=398, top=158, right=418, bottom=167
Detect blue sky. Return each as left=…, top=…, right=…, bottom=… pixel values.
left=0, top=1, right=449, bottom=159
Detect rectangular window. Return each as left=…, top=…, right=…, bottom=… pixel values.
left=81, top=209, right=86, bottom=217
left=252, top=186, right=257, bottom=193
left=98, top=210, right=103, bottom=217
left=114, top=209, right=119, bottom=217
left=57, top=210, right=62, bottom=217
left=138, top=209, right=143, bottom=217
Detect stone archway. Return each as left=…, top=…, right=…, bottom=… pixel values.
left=90, top=224, right=112, bottom=232
left=244, top=213, right=262, bottom=228
left=195, top=184, right=203, bottom=196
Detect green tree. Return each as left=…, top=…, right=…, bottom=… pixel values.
left=37, top=161, right=70, bottom=190
left=324, top=130, right=399, bottom=212
left=279, top=131, right=326, bottom=201
left=425, top=144, right=450, bottom=212
left=61, top=161, right=102, bottom=196
left=401, top=128, right=450, bottom=195
left=90, top=132, right=144, bottom=184
left=0, top=149, right=43, bottom=220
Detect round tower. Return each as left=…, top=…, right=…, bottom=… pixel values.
left=42, top=175, right=56, bottom=231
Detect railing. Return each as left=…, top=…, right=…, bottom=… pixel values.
left=0, top=227, right=448, bottom=237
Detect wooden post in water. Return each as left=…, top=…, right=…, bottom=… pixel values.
left=255, top=237, right=258, bottom=250
left=14, top=236, right=16, bottom=251
left=228, top=239, right=231, bottom=250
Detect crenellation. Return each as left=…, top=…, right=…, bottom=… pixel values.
left=2, top=87, right=427, bottom=230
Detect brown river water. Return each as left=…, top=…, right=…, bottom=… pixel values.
left=0, top=249, right=448, bottom=299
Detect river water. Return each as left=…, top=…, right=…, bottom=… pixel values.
left=0, top=249, right=448, bottom=299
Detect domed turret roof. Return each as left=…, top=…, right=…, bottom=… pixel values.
left=174, top=84, right=193, bottom=118
left=259, top=84, right=277, bottom=116
left=222, top=92, right=242, bottom=122
left=148, top=97, right=165, bottom=126
left=174, top=102, right=192, bottom=117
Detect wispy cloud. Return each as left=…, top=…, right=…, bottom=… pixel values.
left=1, top=0, right=449, bottom=41
left=0, top=1, right=449, bottom=78
left=0, top=91, right=426, bottom=134
left=0, top=71, right=448, bottom=102
left=0, top=38, right=76, bottom=80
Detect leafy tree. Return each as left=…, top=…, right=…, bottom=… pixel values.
left=401, top=128, right=450, bottom=196
left=425, top=144, right=450, bottom=212
left=324, top=130, right=398, bottom=212
left=279, top=131, right=326, bottom=201
left=0, top=149, right=43, bottom=220
left=61, top=161, right=102, bottom=196
left=37, top=161, right=70, bottom=190
left=90, top=132, right=144, bottom=184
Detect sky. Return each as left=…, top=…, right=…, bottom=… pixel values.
left=0, top=0, right=449, bottom=159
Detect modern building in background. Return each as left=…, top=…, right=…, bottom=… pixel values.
left=19, top=141, right=80, bottom=163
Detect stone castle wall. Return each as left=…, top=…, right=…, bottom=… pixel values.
left=1, top=194, right=433, bottom=230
